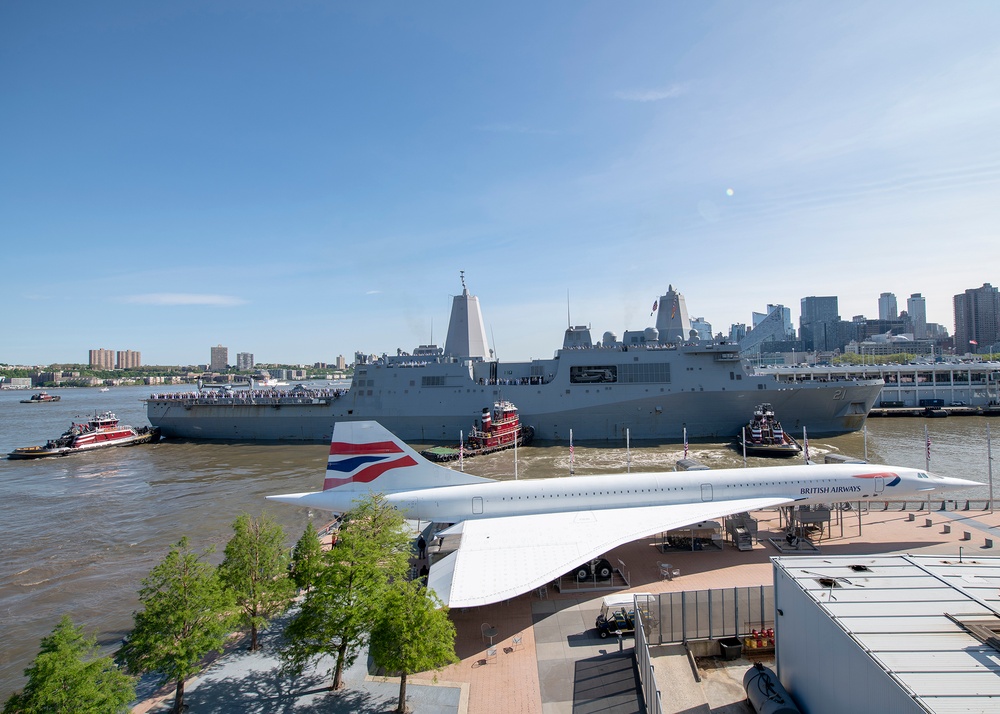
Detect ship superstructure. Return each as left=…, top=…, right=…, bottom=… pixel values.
left=147, top=279, right=883, bottom=443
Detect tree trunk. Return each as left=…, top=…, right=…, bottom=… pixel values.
left=332, top=641, right=348, bottom=690
left=172, top=677, right=185, bottom=713
left=395, top=671, right=408, bottom=713
left=250, top=621, right=258, bottom=651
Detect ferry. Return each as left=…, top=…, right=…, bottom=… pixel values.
left=146, top=277, right=884, bottom=443
left=20, top=392, right=61, bottom=404
left=8, top=412, right=161, bottom=459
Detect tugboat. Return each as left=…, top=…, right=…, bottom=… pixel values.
left=421, top=400, right=535, bottom=462
left=735, top=403, right=802, bottom=458
left=20, top=391, right=61, bottom=404
left=8, top=411, right=161, bottom=459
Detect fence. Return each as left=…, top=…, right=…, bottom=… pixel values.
left=633, top=585, right=775, bottom=713
left=637, top=584, right=774, bottom=645
left=633, top=608, right=663, bottom=714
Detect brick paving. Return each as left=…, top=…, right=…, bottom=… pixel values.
left=132, top=503, right=1000, bottom=712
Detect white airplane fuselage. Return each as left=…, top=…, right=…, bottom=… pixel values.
left=303, top=463, right=967, bottom=523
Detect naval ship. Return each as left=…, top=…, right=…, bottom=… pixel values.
left=146, top=278, right=883, bottom=443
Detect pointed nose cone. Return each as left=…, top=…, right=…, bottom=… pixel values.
left=937, top=475, right=983, bottom=490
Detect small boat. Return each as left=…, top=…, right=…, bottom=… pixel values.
left=8, top=411, right=161, bottom=460
left=20, top=392, right=61, bottom=404
left=421, top=400, right=535, bottom=462
left=99, top=387, right=110, bottom=392
left=735, top=403, right=802, bottom=458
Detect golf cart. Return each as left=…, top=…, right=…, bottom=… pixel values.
left=594, top=593, right=651, bottom=639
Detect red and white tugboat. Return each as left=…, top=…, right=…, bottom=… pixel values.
left=20, top=391, right=61, bottom=404
left=8, top=411, right=161, bottom=459
left=734, top=403, right=802, bottom=458
left=421, top=400, right=534, bottom=462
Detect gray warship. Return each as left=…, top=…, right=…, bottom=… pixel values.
left=146, top=278, right=883, bottom=443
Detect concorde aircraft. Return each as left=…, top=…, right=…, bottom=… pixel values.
left=268, top=421, right=980, bottom=608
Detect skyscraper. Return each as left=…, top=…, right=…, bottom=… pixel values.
left=907, top=293, right=927, bottom=339
left=89, top=348, right=114, bottom=369
left=954, top=284, right=1000, bottom=353
left=800, top=296, right=840, bottom=351
left=236, top=352, right=254, bottom=370
left=210, top=344, right=229, bottom=371
left=878, top=292, right=898, bottom=321
left=116, top=350, right=141, bottom=369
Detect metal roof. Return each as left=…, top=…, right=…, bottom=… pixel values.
left=775, top=554, right=1000, bottom=713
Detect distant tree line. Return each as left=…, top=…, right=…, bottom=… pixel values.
left=3, top=496, right=455, bottom=714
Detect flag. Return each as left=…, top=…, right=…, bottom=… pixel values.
left=683, top=427, right=688, bottom=459
left=970, top=340, right=978, bottom=345
left=650, top=300, right=658, bottom=316
left=925, top=431, right=931, bottom=462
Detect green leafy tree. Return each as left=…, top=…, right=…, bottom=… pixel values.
left=117, top=537, right=236, bottom=714
left=370, top=580, right=459, bottom=714
left=281, top=493, right=410, bottom=691
left=289, top=519, right=324, bottom=591
left=3, top=615, right=135, bottom=714
left=219, top=513, right=295, bottom=651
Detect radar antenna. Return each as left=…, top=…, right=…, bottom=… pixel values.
left=460, top=269, right=466, bottom=292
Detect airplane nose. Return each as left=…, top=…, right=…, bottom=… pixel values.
left=939, top=476, right=982, bottom=488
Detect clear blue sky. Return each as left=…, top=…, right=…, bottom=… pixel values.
left=3, top=2, right=999, bottom=366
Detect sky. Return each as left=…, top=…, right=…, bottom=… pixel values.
left=3, top=1, right=1000, bottom=366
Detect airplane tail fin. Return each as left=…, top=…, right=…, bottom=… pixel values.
left=323, top=420, right=492, bottom=492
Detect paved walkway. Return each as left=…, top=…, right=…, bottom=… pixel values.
left=132, top=504, right=1000, bottom=713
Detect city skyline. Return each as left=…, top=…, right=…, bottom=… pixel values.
left=4, top=2, right=1000, bottom=365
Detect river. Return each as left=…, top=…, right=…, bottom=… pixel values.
left=0, top=385, right=995, bottom=699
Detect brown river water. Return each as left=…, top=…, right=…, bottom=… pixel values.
left=0, top=384, right=995, bottom=699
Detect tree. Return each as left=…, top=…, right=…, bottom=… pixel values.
left=117, top=537, right=236, bottom=714
left=3, top=615, right=135, bottom=714
left=219, top=512, right=295, bottom=651
left=370, top=580, right=459, bottom=714
left=289, top=519, right=324, bottom=591
left=281, top=493, right=410, bottom=691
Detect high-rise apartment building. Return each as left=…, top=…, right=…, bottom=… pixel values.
left=800, top=296, right=840, bottom=351
left=236, top=352, right=254, bottom=370
left=336, top=355, right=347, bottom=370
left=116, top=350, right=141, bottom=369
left=89, top=349, right=115, bottom=369
left=907, top=293, right=927, bottom=339
left=210, top=344, right=229, bottom=371
left=954, top=283, right=1000, bottom=353
left=878, top=292, right=898, bottom=321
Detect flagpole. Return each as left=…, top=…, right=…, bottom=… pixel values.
left=924, top=425, right=930, bottom=512
left=742, top=426, right=747, bottom=467
left=863, top=423, right=868, bottom=463
left=514, top=432, right=518, bottom=480
left=569, top=428, right=574, bottom=475
left=803, top=427, right=809, bottom=464
left=683, top=426, right=688, bottom=460
left=459, top=430, right=464, bottom=472
left=924, top=424, right=930, bottom=472
left=988, top=422, right=993, bottom=512
left=626, top=428, right=631, bottom=473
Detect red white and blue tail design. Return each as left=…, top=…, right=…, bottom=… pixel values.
left=267, top=421, right=491, bottom=512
